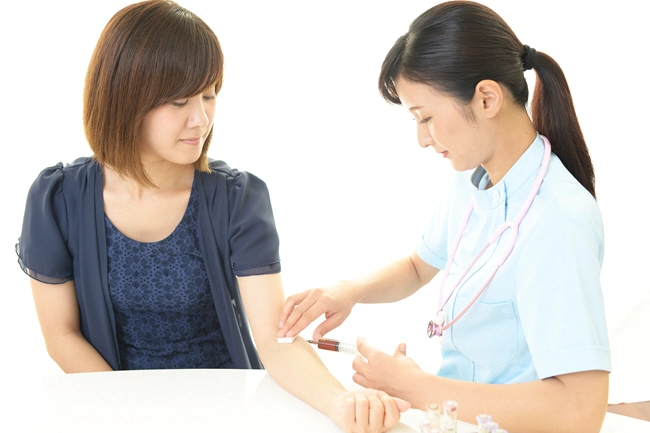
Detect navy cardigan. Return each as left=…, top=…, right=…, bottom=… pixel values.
left=17, top=157, right=281, bottom=370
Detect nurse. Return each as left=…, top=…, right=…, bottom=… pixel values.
left=278, top=2, right=611, bottom=432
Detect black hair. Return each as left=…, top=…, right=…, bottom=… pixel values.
left=379, top=1, right=595, bottom=198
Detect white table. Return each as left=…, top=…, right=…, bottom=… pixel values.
left=9, top=369, right=650, bottom=432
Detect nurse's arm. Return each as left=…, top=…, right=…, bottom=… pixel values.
left=278, top=251, right=439, bottom=338
left=380, top=363, right=608, bottom=433
left=346, top=251, right=440, bottom=304
left=30, top=279, right=113, bottom=372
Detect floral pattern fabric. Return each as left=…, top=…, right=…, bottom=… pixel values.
left=105, top=179, right=233, bottom=369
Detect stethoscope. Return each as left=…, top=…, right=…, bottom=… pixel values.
left=427, top=135, right=552, bottom=338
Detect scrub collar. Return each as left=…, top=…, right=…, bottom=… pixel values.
left=470, top=134, right=545, bottom=210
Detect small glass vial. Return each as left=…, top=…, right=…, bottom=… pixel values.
left=484, top=421, right=500, bottom=432
left=425, top=403, right=442, bottom=428
left=442, top=400, right=458, bottom=433
left=419, top=419, right=443, bottom=433
left=419, top=418, right=431, bottom=433
left=476, top=414, right=492, bottom=433
left=419, top=418, right=434, bottom=433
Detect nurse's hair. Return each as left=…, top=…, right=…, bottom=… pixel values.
left=83, top=0, right=223, bottom=186
left=379, top=1, right=596, bottom=198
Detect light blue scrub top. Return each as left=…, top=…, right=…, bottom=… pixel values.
left=416, top=135, right=611, bottom=384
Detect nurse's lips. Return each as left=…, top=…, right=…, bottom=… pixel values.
left=436, top=149, right=449, bottom=158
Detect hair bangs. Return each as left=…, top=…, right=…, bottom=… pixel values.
left=378, top=35, right=407, bottom=105
left=143, top=8, right=224, bottom=108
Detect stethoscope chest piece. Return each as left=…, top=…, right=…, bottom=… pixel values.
left=427, top=311, right=446, bottom=338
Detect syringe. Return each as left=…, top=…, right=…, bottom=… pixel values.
left=307, top=338, right=358, bottom=355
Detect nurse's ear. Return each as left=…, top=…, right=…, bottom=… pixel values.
left=471, top=79, right=504, bottom=120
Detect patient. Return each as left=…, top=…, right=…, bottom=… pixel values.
left=15, top=1, right=408, bottom=431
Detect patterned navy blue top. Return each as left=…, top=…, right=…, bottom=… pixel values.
left=105, top=177, right=233, bottom=369
left=18, top=158, right=279, bottom=369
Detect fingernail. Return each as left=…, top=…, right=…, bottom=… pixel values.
left=278, top=321, right=283, bottom=328
left=314, top=333, right=321, bottom=340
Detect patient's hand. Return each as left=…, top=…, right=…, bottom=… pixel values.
left=329, top=387, right=411, bottom=433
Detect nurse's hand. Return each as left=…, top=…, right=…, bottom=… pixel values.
left=352, top=338, right=423, bottom=399
left=329, top=388, right=410, bottom=433
left=277, top=282, right=357, bottom=340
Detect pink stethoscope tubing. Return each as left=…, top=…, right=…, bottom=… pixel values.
left=428, top=136, right=552, bottom=338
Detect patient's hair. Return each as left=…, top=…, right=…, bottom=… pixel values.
left=379, top=0, right=596, bottom=198
left=83, top=0, right=223, bottom=185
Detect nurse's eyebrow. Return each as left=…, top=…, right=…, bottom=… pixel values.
left=408, top=106, right=423, bottom=111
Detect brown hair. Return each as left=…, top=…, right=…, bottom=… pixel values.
left=379, top=1, right=596, bottom=198
left=83, top=0, right=224, bottom=185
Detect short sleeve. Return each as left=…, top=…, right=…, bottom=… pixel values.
left=416, top=203, right=448, bottom=270
left=517, top=208, right=610, bottom=379
left=227, top=171, right=281, bottom=277
left=416, top=177, right=455, bottom=271
left=16, top=164, right=73, bottom=284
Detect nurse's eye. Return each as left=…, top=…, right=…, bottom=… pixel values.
left=171, top=99, right=189, bottom=107
left=419, top=117, right=431, bottom=125
left=203, top=94, right=216, bottom=102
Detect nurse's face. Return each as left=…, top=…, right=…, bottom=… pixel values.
left=395, top=77, right=490, bottom=172
left=139, top=85, right=217, bottom=166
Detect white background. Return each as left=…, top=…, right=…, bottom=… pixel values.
left=1, top=0, right=648, bottom=409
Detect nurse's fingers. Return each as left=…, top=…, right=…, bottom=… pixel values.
left=356, top=337, right=379, bottom=359
left=393, top=342, right=407, bottom=357
left=277, top=290, right=324, bottom=337
left=278, top=287, right=348, bottom=339
left=280, top=290, right=325, bottom=337
left=278, top=290, right=310, bottom=330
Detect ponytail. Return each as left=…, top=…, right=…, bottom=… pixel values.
left=531, top=53, right=596, bottom=198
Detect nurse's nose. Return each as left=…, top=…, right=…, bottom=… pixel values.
left=417, top=123, right=434, bottom=149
